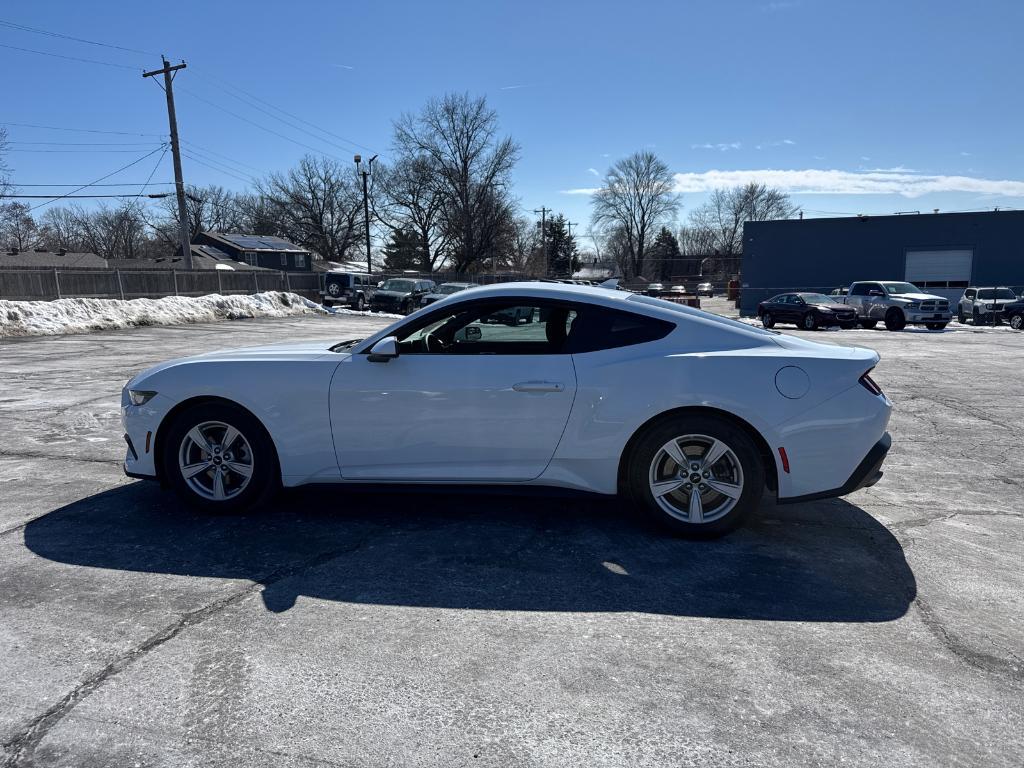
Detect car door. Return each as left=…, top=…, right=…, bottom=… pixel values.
left=330, top=298, right=578, bottom=481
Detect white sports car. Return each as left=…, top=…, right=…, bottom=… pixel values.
left=122, top=283, right=892, bottom=537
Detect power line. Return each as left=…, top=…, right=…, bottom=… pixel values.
left=7, top=147, right=166, bottom=153
left=178, top=87, right=347, bottom=161
left=194, top=74, right=377, bottom=155
left=8, top=140, right=159, bottom=146
left=181, top=152, right=254, bottom=185
left=2, top=193, right=170, bottom=199
left=27, top=144, right=168, bottom=212
left=0, top=18, right=157, bottom=56
left=0, top=41, right=142, bottom=70
left=0, top=121, right=165, bottom=137
left=12, top=182, right=175, bottom=187
left=133, top=144, right=170, bottom=202
left=181, top=141, right=265, bottom=174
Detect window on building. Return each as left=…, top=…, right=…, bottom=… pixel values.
left=244, top=252, right=257, bottom=266
left=295, top=254, right=306, bottom=269
left=280, top=253, right=288, bottom=267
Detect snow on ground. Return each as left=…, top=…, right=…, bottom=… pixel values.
left=1, top=292, right=333, bottom=338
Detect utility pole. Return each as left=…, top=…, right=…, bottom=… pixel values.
left=355, top=154, right=378, bottom=275
left=143, top=57, right=191, bottom=270
left=533, top=206, right=550, bottom=276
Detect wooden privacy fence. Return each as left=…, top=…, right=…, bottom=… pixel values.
left=0, top=268, right=323, bottom=303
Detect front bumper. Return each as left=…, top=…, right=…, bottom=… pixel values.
left=779, top=432, right=891, bottom=504
left=907, top=311, right=952, bottom=323
left=121, top=393, right=170, bottom=480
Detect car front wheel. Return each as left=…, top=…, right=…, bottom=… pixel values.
left=884, top=308, right=906, bottom=331
left=1010, top=314, right=1024, bottom=331
left=858, top=319, right=878, bottom=329
left=628, top=415, right=764, bottom=538
left=162, top=402, right=278, bottom=513
left=802, top=313, right=818, bottom=330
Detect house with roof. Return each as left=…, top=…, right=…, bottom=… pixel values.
left=192, top=232, right=313, bottom=271
left=0, top=248, right=107, bottom=269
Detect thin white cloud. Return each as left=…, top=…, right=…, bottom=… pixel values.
left=587, top=167, right=600, bottom=177
left=333, top=64, right=355, bottom=70
left=499, top=84, right=529, bottom=90
left=669, top=168, right=1024, bottom=197
left=692, top=142, right=742, bottom=151
left=561, top=168, right=1024, bottom=198
left=960, top=151, right=973, bottom=157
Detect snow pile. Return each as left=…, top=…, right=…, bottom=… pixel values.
left=1, top=291, right=329, bottom=338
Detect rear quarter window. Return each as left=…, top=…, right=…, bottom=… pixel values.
left=568, top=306, right=674, bottom=353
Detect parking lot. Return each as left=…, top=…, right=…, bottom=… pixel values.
left=1, top=307, right=1022, bottom=767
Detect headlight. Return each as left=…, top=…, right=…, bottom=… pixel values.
left=128, top=389, right=157, bottom=406
left=906, top=302, right=920, bottom=310
left=986, top=304, right=996, bottom=310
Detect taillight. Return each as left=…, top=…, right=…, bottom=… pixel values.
left=859, top=369, right=884, bottom=396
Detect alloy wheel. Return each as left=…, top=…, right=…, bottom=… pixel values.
left=647, top=434, right=745, bottom=524
left=177, top=420, right=254, bottom=501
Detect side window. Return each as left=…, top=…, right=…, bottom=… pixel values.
left=850, top=283, right=867, bottom=296
left=568, top=306, right=674, bottom=353
left=964, top=289, right=975, bottom=299
left=392, top=301, right=576, bottom=355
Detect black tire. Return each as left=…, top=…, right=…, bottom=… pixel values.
left=401, top=300, right=413, bottom=315
left=801, top=312, right=818, bottom=331
left=957, top=309, right=966, bottom=324
left=884, top=308, right=906, bottom=331
left=972, top=307, right=981, bottom=325
left=1009, top=313, right=1024, bottom=331
left=354, top=295, right=365, bottom=311
left=840, top=322, right=856, bottom=330
left=161, top=401, right=278, bottom=514
left=627, top=414, right=765, bottom=539
left=858, top=319, right=878, bottom=329
left=761, top=312, right=775, bottom=329
left=924, top=322, right=947, bottom=330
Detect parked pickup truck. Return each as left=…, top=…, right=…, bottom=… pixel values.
left=841, top=281, right=952, bottom=331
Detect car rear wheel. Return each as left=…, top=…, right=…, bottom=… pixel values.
left=761, top=312, right=775, bottom=329
left=355, top=295, right=365, bottom=311
left=1010, top=314, right=1024, bottom=331
left=162, top=402, right=278, bottom=514
left=884, top=308, right=906, bottom=331
left=802, top=313, right=818, bottom=330
left=628, top=415, right=764, bottom=538
left=858, top=319, right=878, bottom=329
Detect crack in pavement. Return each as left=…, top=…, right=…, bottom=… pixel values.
left=0, top=534, right=374, bottom=768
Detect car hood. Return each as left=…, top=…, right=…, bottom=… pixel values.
left=810, top=302, right=854, bottom=311
left=127, top=340, right=341, bottom=388
left=374, top=290, right=410, bottom=300
left=890, top=292, right=946, bottom=302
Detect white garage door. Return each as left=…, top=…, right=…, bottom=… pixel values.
left=905, top=249, right=973, bottom=303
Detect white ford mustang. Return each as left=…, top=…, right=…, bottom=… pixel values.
left=122, top=282, right=892, bottom=537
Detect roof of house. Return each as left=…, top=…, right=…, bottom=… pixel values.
left=201, top=232, right=310, bottom=253
left=108, top=250, right=268, bottom=271
left=0, top=250, right=107, bottom=269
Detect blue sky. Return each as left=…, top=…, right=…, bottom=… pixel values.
left=3, top=0, right=1022, bottom=242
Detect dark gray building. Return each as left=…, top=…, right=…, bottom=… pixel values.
left=740, top=210, right=1024, bottom=315
left=192, top=232, right=313, bottom=272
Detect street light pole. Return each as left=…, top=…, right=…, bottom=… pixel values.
left=355, top=154, right=378, bottom=275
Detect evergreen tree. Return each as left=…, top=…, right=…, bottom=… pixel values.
left=545, top=214, right=580, bottom=277
left=647, top=226, right=682, bottom=280
left=382, top=227, right=423, bottom=271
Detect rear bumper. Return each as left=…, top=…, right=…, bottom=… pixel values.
left=778, top=432, right=891, bottom=504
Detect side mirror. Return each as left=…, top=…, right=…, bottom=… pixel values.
left=367, top=336, right=398, bottom=363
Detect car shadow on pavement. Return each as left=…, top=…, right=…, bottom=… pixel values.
left=24, top=482, right=916, bottom=621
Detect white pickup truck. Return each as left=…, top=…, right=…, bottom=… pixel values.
left=842, top=281, right=952, bottom=331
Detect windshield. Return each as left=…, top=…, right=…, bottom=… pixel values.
left=882, top=282, right=921, bottom=295
left=799, top=293, right=840, bottom=304
left=438, top=283, right=468, bottom=294
left=380, top=279, right=416, bottom=292
left=978, top=288, right=1017, bottom=300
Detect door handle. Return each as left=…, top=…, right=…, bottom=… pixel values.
left=512, top=381, right=564, bottom=393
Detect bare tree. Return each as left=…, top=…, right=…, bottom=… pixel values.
left=0, top=127, right=11, bottom=198
left=591, top=151, right=680, bottom=279
left=372, top=155, right=449, bottom=271
left=259, top=155, right=364, bottom=261
left=685, top=183, right=797, bottom=256
left=504, top=215, right=544, bottom=274
left=0, top=202, right=43, bottom=251
left=393, top=93, right=519, bottom=272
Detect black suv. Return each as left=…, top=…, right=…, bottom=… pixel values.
left=321, top=272, right=375, bottom=310
left=370, top=278, right=437, bottom=315
left=1003, top=298, right=1024, bottom=330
